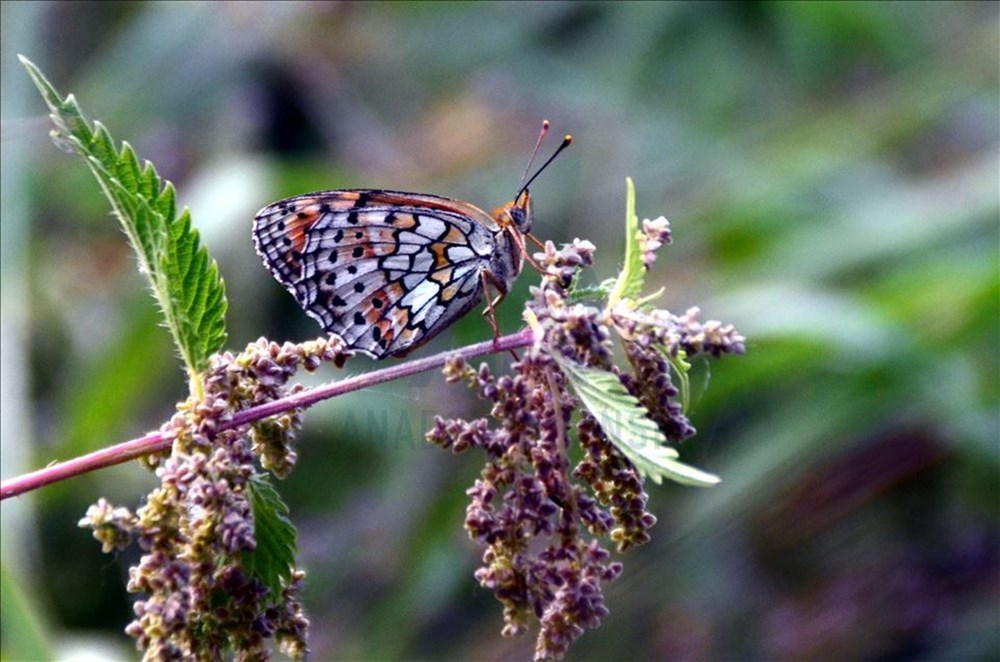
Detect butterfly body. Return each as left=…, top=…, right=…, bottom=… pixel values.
left=253, top=188, right=532, bottom=358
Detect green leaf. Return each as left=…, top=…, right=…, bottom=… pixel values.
left=567, top=277, right=617, bottom=304
left=244, top=474, right=298, bottom=601
left=664, top=347, right=692, bottom=414
left=606, top=177, right=645, bottom=310
left=556, top=355, right=720, bottom=487
left=18, top=55, right=227, bottom=380
left=635, top=286, right=666, bottom=309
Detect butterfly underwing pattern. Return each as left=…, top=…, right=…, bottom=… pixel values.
left=252, top=124, right=571, bottom=359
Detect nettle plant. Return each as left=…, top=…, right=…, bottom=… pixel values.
left=5, top=57, right=744, bottom=660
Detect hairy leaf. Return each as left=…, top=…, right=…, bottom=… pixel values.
left=567, top=276, right=617, bottom=304
left=664, top=347, right=692, bottom=414
left=19, top=55, right=227, bottom=380
left=606, top=177, right=645, bottom=309
left=244, top=474, right=298, bottom=601
left=557, top=356, right=720, bottom=487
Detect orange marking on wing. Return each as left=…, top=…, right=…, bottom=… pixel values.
left=397, top=327, right=417, bottom=345
left=333, top=243, right=382, bottom=263
left=430, top=243, right=450, bottom=269
left=367, top=192, right=456, bottom=211
left=441, top=283, right=459, bottom=302
left=335, top=200, right=360, bottom=211
left=363, top=283, right=405, bottom=321
left=390, top=307, right=410, bottom=328
left=338, top=226, right=397, bottom=244
left=371, top=226, right=398, bottom=241
left=390, top=212, right=418, bottom=229
left=442, top=225, right=467, bottom=244
left=374, top=319, right=395, bottom=345
left=430, top=267, right=453, bottom=285
left=296, top=191, right=360, bottom=214
left=287, top=210, right=322, bottom=253
left=376, top=243, right=398, bottom=257
left=383, top=282, right=406, bottom=304
left=358, top=211, right=391, bottom=225
left=365, top=192, right=491, bottom=223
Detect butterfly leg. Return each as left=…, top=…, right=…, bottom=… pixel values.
left=480, top=270, right=520, bottom=360
left=480, top=271, right=504, bottom=340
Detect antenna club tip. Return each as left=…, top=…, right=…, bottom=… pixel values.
left=542, top=119, right=550, bottom=128
left=564, top=135, right=573, bottom=144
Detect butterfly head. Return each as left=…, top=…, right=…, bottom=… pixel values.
left=503, top=126, right=572, bottom=236
left=496, top=190, right=533, bottom=234
left=510, top=190, right=533, bottom=232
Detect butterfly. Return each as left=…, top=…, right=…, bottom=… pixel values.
left=253, top=122, right=572, bottom=359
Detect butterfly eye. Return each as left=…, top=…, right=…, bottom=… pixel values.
left=510, top=201, right=532, bottom=233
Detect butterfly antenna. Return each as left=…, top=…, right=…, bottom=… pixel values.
left=519, top=120, right=551, bottom=190
left=516, top=134, right=573, bottom=202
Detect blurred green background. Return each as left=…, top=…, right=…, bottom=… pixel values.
left=2, top=2, right=997, bottom=660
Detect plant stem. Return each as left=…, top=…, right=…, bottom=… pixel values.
left=0, top=329, right=535, bottom=500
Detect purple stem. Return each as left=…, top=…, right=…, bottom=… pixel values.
left=0, top=329, right=535, bottom=500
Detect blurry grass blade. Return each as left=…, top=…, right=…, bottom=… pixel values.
left=18, top=55, right=227, bottom=380
left=0, top=563, right=53, bottom=660
left=557, top=356, right=720, bottom=487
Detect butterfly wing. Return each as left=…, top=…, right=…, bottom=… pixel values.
left=253, top=189, right=500, bottom=358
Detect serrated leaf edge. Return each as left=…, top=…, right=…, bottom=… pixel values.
left=556, top=354, right=720, bottom=487
left=19, top=55, right=227, bottom=381
left=606, top=177, right=646, bottom=311
left=245, top=475, right=297, bottom=602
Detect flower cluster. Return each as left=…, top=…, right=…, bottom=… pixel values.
left=638, top=216, right=672, bottom=270
left=79, top=336, right=351, bottom=660
left=431, top=349, right=624, bottom=660
left=428, top=234, right=743, bottom=660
